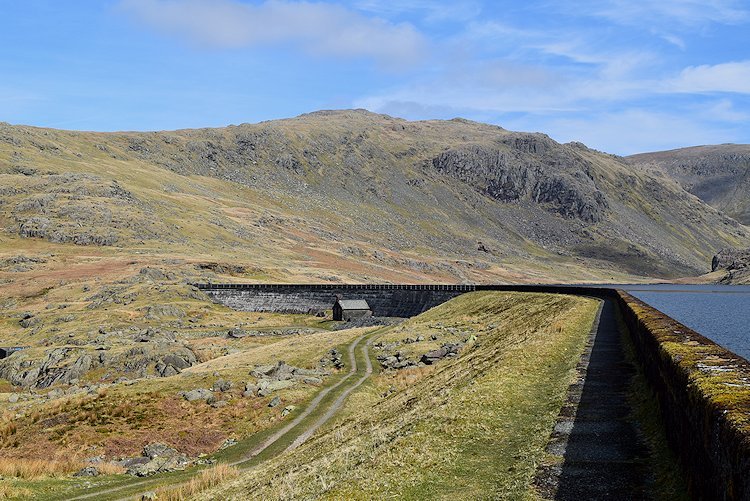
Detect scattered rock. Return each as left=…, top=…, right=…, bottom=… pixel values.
left=420, top=343, right=462, bottom=365
left=281, top=405, right=295, bottom=417
left=269, top=396, right=281, bottom=408
left=219, top=438, right=238, bottom=450
left=73, top=466, right=99, bottom=477
left=127, top=443, right=190, bottom=477
left=319, top=349, right=344, bottom=369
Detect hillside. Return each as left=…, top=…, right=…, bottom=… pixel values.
left=627, top=144, right=750, bottom=225
left=1, top=110, right=748, bottom=290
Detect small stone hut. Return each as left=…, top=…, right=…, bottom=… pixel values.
left=0, top=346, right=27, bottom=359
left=333, top=299, right=372, bottom=322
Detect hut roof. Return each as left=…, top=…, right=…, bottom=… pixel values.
left=336, top=299, right=371, bottom=310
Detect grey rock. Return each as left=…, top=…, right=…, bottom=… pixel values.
left=73, top=466, right=99, bottom=477
left=212, top=379, right=233, bottom=392
left=182, top=388, right=213, bottom=402
left=420, top=343, right=462, bottom=365
left=269, top=396, right=281, bottom=407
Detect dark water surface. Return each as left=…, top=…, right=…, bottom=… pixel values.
left=617, top=284, right=750, bottom=361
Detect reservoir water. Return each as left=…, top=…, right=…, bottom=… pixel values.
left=618, top=285, right=750, bottom=361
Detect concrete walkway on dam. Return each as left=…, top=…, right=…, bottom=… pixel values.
left=536, top=298, right=652, bottom=499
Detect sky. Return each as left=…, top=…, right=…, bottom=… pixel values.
left=1, top=0, right=749, bottom=154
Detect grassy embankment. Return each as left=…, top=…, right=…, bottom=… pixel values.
left=196, top=291, right=599, bottom=500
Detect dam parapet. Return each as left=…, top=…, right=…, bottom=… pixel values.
left=616, top=291, right=750, bottom=500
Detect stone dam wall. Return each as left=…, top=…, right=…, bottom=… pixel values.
left=196, top=284, right=476, bottom=318
left=615, top=291, right=750, bottom=500
left=196, top=283, right=750, bottom=498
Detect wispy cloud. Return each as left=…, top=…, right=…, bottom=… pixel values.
left=585, top=0, right=749, bottom=28
left=511, top=108, right=742, bottom=154
left=669, top=61, right=750, bottom=94
left=355, top=0, right=483, bottom=23
left=119, top=0, right=427, bottom=67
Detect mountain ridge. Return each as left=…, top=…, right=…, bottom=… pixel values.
left=1, top=110, right=748, bottom=286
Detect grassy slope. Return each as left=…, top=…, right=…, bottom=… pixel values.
left=1, top=112, right=748, bottom=289
left=198, top=291, right=599, bottom=500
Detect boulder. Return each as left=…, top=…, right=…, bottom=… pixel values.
left=73, top=466, right=99, bottom=477
left=227, top=328, right=249, bottom=339
left=127, top=443, right=189, bottom=477
left=420, top=343, right=462, bottom=365
left=182, top=388, right=213, bottom=402
left=269, top=396, right=281, bottom=408
left=212, top=379, right=233, bottom=392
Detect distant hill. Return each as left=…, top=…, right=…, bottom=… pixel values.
left=627, top=144, right=750, bottom=225
left=1, top=110, right=748, bottom=284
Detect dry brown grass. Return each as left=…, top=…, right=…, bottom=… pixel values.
left=0, top=457, right=84, bottom=479
left=154, top=464, right=239, bottom=501
left=95, top=462, right=127, bottom=475
left=0, top=416, right=17, bottom=444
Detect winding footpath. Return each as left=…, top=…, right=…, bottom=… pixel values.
left=66, top=327, right=382, bottom=501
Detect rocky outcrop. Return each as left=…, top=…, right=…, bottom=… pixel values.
left=0, top=342, right=197, bottom=388
left=431, top=139, right=608, bottom=223
left=5, top=173, right=170, bottom=246
left=712, top=247, right=750, bottom=284
left=245, top=361, right=329, bottom=397
left=125, top=443, right=190, bottom=477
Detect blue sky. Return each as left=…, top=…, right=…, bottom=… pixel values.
left=1, top=0, right=749, bottom=154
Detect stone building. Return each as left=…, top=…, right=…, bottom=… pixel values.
left=0, top=346, right=27, bottom=359
left=333, top=299, right=372, bottom=321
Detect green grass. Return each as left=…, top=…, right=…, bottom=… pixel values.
left=198, top=291, right=599, bottom=500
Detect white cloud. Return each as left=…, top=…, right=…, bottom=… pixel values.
left=119, top=0, right=427, bottom=67
left=702, top=99, right=749, bottom=121
left=669, top=61, right=750, bottom=94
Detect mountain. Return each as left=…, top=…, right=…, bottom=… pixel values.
left=627, top=144, right=750, bottom=225
left=1, top=109, right=748, bottom=288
